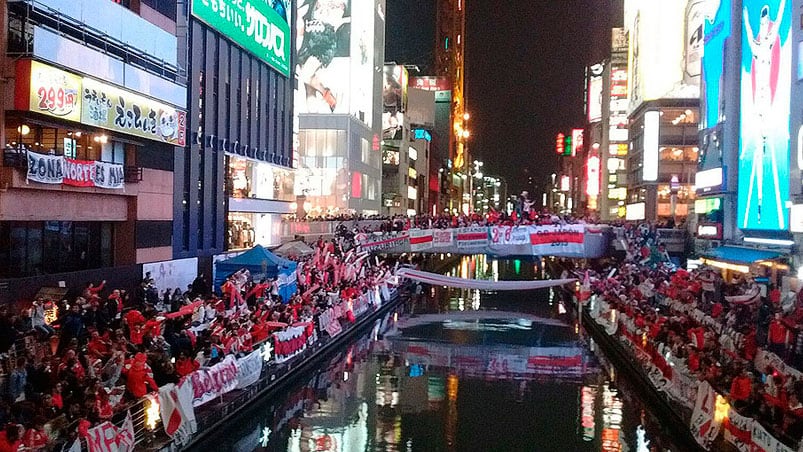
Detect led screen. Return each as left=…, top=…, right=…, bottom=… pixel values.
left=737, top=0, right=791, bottom=230
left=701, top=0, right=731, bottom=130
left=296, top=0, right=376, bottom=127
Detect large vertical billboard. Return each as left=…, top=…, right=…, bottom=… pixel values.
left=587, top=64, right=604, bottom=123
left=737, top=0, right=791, bottom=231
left=701, top=0, right=731, bottom=130
left=625, top=1, right=702, bottom=113
left=296, top=0, right=376, bottom=127
left=382, top=65, right=408, bottom=140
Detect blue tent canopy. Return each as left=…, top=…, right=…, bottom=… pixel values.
left=214, top=245, right=298, bottom=302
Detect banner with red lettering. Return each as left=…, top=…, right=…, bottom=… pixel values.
left=319, top=308, right=342, bottom=338
left=85, top=411, right=135, bottom=452
left=489, top=226, right=529, bottom=245
left=529, top=224, right=585, bottom=256
left=273, top=325, right=309, bottom=363
left=358, top=234, right=409, bottom=253
left=432, top=230, right=453, bottom=247
left=188, top=355, right=239, bottom=407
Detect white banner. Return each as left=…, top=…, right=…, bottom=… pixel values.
left=456, top=227, right=489, bottom=248
left=319, top=307, right=342, bottom=337
left=409, top=229, right=434, bottom=252
left=489, top=226, right=529, bottom=245
left=188, top=355, right=239, bottom=407
left=689, top=381, right=720, bottom=448
left=27, top=151, right=63, bottom=184
left=86, top=411, right=135, bottom=452
left=432, top=230, right=453, bottom=247
left=528, top=224, right=585, bottom=255
left=397, top=268, right=576, bottom=291
left=723, top=407, right=752, bottom=452
left=273, top=325, right=308, bottom=363
left=235, top=350, right=263, bottom=389
left=92, top=160, right=125, bottom=189
left=750, top=421, right=795, bottom=452
left=158, top=381, right=196, bottom=446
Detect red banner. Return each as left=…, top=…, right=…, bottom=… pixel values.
left=63, top=158, right=96, bottom=187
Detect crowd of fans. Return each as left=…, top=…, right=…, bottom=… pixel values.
left=0, top=237, right=393, bottom=450
left=581, top=222, right=803, bottom=447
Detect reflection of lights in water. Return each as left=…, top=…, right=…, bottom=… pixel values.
left=471, top=290, right=480, bottom=310
left=447, top=374, right=459, bottom=401
left=458, top=297, right=465, bottom=311
left=259, top=426, right=272, bottom=447
left=580, top=386, right=596, bottom=441
left=558, top=302, right=567, bottom=314
left=343, top=371, right=349, bottom=381
left=393, top=312, right=398, bottom=323
left=602, top=384, right=623, bottom=451
left=575, top=322, right=579, bottom=334
left=548, top=287, right=554, bottom=306
left=514, top=259, right=521, bottom=275
left=492, top=259, right=499, bottom=281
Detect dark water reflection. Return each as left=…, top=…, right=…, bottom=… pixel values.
left=194, top=256, right=681, bottom=452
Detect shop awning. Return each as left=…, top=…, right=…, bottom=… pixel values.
left=701, top=246, right=786, bottom=269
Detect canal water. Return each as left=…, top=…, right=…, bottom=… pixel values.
left=193, top=256, right=681, bottom=452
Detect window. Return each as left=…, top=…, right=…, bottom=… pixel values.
left=101, top=141, right=126, bottom=164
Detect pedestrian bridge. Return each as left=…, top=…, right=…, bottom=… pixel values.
left=356, top=224, right=612, bottom=259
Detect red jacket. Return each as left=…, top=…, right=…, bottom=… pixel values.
left=175, top=357, right=200, bottom=377
left=730, top=375, right=752, bottom=401
left=769, top=320, right=788, bottom=345
left=124, top=356, right=158, bottom=398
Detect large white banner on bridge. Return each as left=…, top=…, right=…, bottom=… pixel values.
left=489, top=226, right=529, bottom=245
left=432, top=229, right=453, bottom=247
left=409, top=229, right=433, bottom=252
left=456, top=227, right=489, bottom=249
left=528, top=225, right=585, bottom=255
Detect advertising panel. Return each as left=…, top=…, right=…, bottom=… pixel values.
left=625, top=1, right=701, bottom=112
left=586, top=155, right=600, bottom=197
left=409, top=76, right=450, bottom=92
left=81, top=78, right=187, bottom=146
left=382, top=65, right=408, bottom=140
left=737, top=0, right=790, bottom=231
left=190, top=0, right=290, bottom=77
left=296, top=0, right=376, bottom=127
left=587, top=64, right=604, bottom=123
left=571, top=129, right=584, bottom=156
left=25, top=61, right=82, bottom=122
left=642, top=111, right=660, bottom=181
left=701, top=0, right=731, bottom=130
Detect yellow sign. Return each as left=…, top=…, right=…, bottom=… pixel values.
left=81, top=78, right=186, bottom=146
left=28, top=61, right=82, bottom=122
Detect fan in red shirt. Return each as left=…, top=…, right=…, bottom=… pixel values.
left=729, top=369, right=753, bottom=408
left=123, top=353, right=158, bottom=398
left=0, top=425, right=21, bottom=452
left=22, top=418, right=47, bottom=451
left=175, top=352, right=200, bottom=377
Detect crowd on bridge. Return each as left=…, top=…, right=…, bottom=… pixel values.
left=0, top=238, right=397, bottom=451
left=579, top=222, right=803, bottom=449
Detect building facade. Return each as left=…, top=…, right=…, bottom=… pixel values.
left=176, top=0, right=295, bottom=268
left=0, top=0, right=186, bottom=298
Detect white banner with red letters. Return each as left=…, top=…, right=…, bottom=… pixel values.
left=432, top=229, right=453, bottom=247
left=409, top=229, right=434, bottom=252
left=529, top=224, right=585, bottom=255
left=158, top=379, right=196, bottom=446
left=358, top=233, right=409, bottom=252
left=85, top=411, right=135, bottom=452
left=319, top=307, right=342, bottom=338
left=456, top=227, right=489, bottom=249
left=273, top=325, right=309, bottom=363
left=489, top=226, right=529, bottom=245
left=188, top=355, right=239, bottom=407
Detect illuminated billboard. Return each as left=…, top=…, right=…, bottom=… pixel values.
left=625, top=1, right=701, bottom=113
left=191, top=0, right=291, bottom=77
left=382, top=65, right=408, bottom=140
left=701, top=0, right=731, bottom=130
left=296, top=0, right=376, bottom=127
left=587, top=64, right=604, bottom=123
left=737, top=0, right=791, bottom=231
left=642, top=111, right=659, bottom=181
left=571, top=129, right=584, bottom=156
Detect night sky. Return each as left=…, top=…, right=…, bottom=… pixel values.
left=386, top=0, right=619, bottom=197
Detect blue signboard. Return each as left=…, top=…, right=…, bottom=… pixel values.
left=701, top=0, right=731, bottom=130
left=737, top=0, right=791, bottom=231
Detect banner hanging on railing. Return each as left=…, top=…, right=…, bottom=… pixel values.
left=359, top=234, right=409, bottom=253
left=397, top=267, right=576, bottom=291
left=85, top=411, right=135, bottom=452
left=409, top=229, right=434, bottom=251
left=158, top=380, right=196, bottom=446
left=432, top=229, right=453, bottom=247
left=529, top=224, right=585, bottom=255
left=273, top=325, right=309, bottom=363
left=456, top=227, right=489, bottom=249
left=188, top=355, right=239, bottom=407
left=235, top=350, right=264, bottom=389
left=489, top=226, right=529, bottom=245
left=319, top=307, right=342, bottom=338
